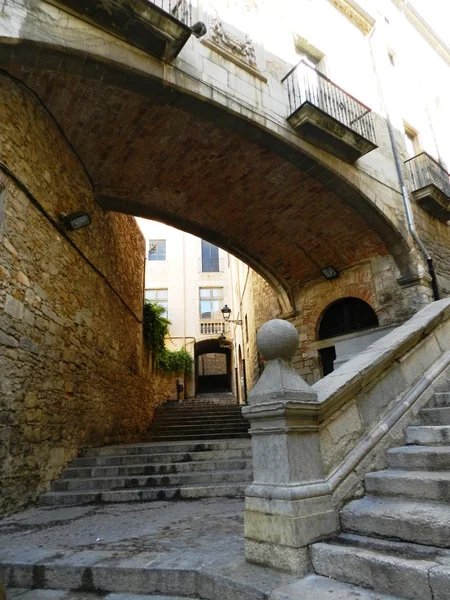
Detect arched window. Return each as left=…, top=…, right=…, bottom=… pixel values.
left=318, top=298, right=378, bottom=376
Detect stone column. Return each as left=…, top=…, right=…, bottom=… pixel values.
left=243, top=319, right=339, bottom=573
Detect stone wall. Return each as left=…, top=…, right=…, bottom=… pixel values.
left=198, top=353, right=227, bottom=376
left=0, top=74, right=170, bottom=516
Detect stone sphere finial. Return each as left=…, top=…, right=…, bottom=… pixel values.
left=256, top=319, right=299, bottom=361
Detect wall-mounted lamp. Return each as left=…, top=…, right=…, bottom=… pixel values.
left=321, top=266, right=339, bottom=280
left=60, top=211, right=92, bottom=232
left=221, top=304, right=243, bottom=325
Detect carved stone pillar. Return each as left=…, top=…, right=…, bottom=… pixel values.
left=243, top=319, right=339, bottom=573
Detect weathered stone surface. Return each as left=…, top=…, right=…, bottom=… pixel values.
left=0, top=78, right=179, bottom=516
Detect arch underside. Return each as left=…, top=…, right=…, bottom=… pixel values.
left=0, top=40, right=414, bottom=311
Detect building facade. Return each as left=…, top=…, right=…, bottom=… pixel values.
left=137, top=217, right=268, bottom=401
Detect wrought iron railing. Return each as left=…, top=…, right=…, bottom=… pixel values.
left=405, top=152, right=450, bottom=197
left=281, top=60, right=376, bottom=144
left=150, top=0, right=193, bottom=27
left=200, top=322, right=226, bottom=335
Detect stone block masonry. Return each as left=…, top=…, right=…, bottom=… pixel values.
left=0, top=74, right=175, bottom=516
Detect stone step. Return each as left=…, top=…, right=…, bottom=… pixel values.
left=341, top=495, right=450, bottom=547
left=148, top=423, right=249, bottom=433
left=365, top=469, right=450, bottom=501
left=144, top=432, right=251, bottom=442
left=72, top=447, right=253, bottom=467
left=434, top=391, right=450, bottom=407
left=154, top=406, right=242, bottom=414
left=81, top=439, right=251, bottom=457
left=270, top=574, right=405, bottom=599
left=420, top=407, right=450, bottom=425
left=52, top=469, right=253, bottom=491
left=152, top=415, right=246, bottom=423
left=387, top=445, right=450, bottom=470
left=405, top=425, right=450, bottom=445
left=40, top=482, right=249, bottom=505
left=311, top=538, right=445, bottom=600
left=6, top=591, right=196, bottom=600
left=62, top=458, right=253, bottom=478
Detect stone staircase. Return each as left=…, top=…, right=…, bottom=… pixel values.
left=40, top=400, right=252, bottom=507
left=145, top=398, right=250, bottom=441
left=311, top=384, right=450, bottom=600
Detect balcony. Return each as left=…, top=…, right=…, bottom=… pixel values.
left=200, top=322, right=226, bottom=335
left=282, top=60, right=377, bottom=162
left=53, top=0, right=198, bottom=60
left=405, top=152, right=450, bottom=223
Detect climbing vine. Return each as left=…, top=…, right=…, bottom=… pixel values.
left=143, top=302, right=193, bottom=375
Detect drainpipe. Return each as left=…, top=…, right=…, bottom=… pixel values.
left=368, top=26, right=440, bottom=300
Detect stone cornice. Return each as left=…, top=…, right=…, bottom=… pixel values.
left=391, top=0, right=450, bottom=67
left=327, top=0, right=375, bottom=35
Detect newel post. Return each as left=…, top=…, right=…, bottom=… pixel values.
left=243, top=319, right=339, bottom=573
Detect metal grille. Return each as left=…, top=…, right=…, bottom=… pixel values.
left=149, top=0, right=192, bottom=26
left=405, top=152, right=450, bottom=197
left=282, top=60, right=376, bottom=144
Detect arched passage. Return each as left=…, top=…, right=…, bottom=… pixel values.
left=317, top=298, right=379, bottom=375
left=194, top=338, right=233, bottom=396
left=0, top=39, right=417, bottom=313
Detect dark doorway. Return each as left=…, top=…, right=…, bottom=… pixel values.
left=195, top=338, right=232, bottom=395
left=318, top=297, right=378, bottom=376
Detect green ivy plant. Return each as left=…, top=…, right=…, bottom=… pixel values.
left=143, top=302, right=193, bottom=375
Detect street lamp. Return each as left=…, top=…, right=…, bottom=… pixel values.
left=221, top=304, right=243, bottom=325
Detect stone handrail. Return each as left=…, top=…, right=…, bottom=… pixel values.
left=243, top=298, right=450, bottom=573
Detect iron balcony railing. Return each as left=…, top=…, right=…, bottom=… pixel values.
left=150, top=0, right=193, bottom=26
left=281, top=60, right=376, bottom=144
left=200, top=322, right=226, bottom=335
left=405, top=152, right=450, bottom=197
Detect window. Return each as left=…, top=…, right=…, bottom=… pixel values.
left=148, top=239, right=166, bottom=261
left=145, top=288, right=168, bottom=318
left=404, top=124, right=421, bottom=158
left=294, top=35, right=326, bottom=74
left=199, top=288, right=223, bottom=320
left=201, top=240, right=220, bottom=272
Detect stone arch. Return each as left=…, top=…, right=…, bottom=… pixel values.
left=0, top=39, right=417, bottom=313
left=317, top=297, right=379, bottom=341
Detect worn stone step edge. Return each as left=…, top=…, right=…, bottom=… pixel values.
left=148, top=424, right=249, bottom=432
left=419, top=407, right=450, bottom=425
left=311, top=541, right=443, bottom=600
left=81, top=439, right=251, bottom=457
left=40, top=483, right=249, bottom=505
left=341, top=495, right=450, bottom=547
left=0, top=553, right=276, bottom=600
left=334, top=532, right=450, bottom=562
left=434, top=392, right=450, bottom=407
left=52, top=469, right=253, bottom=491
left=144, top=434, right=251, bottom=442
left=387, top=445, right=450, bottom=470
left=365, top=469, right=450, bottom=501
left=71, top=449, right=253, bottom=467
left=63, top=459, right=253, bottom=478
left=405, top=425, right=450, bottom=445
left=6, top=590, right=196, bottom=600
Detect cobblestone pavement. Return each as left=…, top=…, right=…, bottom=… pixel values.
left=0, top=499, right=404, bottom=599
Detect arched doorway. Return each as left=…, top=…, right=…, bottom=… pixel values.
left=195, top=339, right=233, bottom=396
left=318, top=298, right=379, bottom=376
